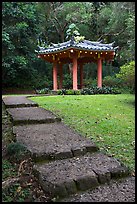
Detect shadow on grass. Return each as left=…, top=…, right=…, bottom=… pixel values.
left=125, top=99, right=135, bottom=107
left=119, top=96, right=135, bottom=107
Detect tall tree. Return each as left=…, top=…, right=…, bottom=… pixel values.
left=2, top=2, right=44, bottom=88
left=36, top=2, right=94, bottom=43
left=97, top=2, right=135, bottom=65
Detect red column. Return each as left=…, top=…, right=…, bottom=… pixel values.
left=59, top=63, right=63, bottom=89
left=80, top=64, right=83, bottom=89
left=97, top=58, right=102, bottom=88
left=53, top=62, right=58, bottom=91
left=72, top=54, right=78, bottom=90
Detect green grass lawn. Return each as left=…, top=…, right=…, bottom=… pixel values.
left=30, top=94, right=135, bottom=171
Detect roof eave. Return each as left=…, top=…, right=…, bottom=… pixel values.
left=37, top=46, right=115, bottom=55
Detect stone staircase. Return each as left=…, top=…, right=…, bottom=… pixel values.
left=2, top=96, right=134, bottom=202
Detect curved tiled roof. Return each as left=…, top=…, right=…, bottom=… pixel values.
left=35, top=38, right=118, bottom=54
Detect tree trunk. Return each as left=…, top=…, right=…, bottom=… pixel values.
left=60, top=31, right=64, bottom=42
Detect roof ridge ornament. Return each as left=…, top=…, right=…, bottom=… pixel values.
left=114, top=46, right=119, bottom=50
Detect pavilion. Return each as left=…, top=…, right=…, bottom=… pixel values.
left=36, top=37, right=118, bottom=90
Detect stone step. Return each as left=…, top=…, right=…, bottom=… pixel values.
left=7, top=107, right=61, bottom=125
left=59, top=176, right=135, bottom=202
left=2, top=96, right=38, bottom=108
left=13, top=123, right=98, bottom=161
left=33, top=152, right=130, bottom=199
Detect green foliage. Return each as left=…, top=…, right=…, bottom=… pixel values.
left=57, top=87, right=121, bottom=95
left=66, top=89, right=74, bottom=95
left=57, top=89, right=67, bottom=95
left=2, top=2, right=135, bottom=91
left=84, top=78, right=94, bottom=88
left=57, top=89, right=81, bottom=95
left=65, top=2, right=93, bottom=24
left=2, top=99, right=50, bottom=202
left=36, top=88, right=50, bottom=94
left=7, top=142, right=26, bottom=155
left=81, top=87, right=121, bottom=95
left=126, top=14, right=135, bottom=59
left=2, top=2, right=41, bottom=88
left=2, top=183, right=31, bottom=202
left=103, top=76, right=123, bottom=88
left=74, top=36, right=85, bottom=43
left=63, top=73, right=72, bottom=89
left=7, top=142, right=28, bottom=162
left=65, top=21, right=86, bottom=45
left=66, top=23, right=80, bottom=39
left=37, top=2, right=94, bottom=42
left=67, top=89, right=81, bottom=95
left=33, top=75, right=52, bottom=90
left=97, top=2, right=135, bottom=64
left=2, top=159, right=17, bottom=180
left=116, top=61, right=135, bottom=92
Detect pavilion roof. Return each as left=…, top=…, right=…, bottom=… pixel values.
left=36, top=38, right=118, bottom=55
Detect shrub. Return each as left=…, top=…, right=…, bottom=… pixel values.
left=57, top=89, right=67, bottom=95
left=83, top=79, right=90, bottom=88
left=57, top=87, right=121, bottom=95
left=36, top=88, right=50, bottom=94
left=103, top=76, right=123, bottom=88
left=74, top=90, right=81, bottom=95
left=81, top=86, right=121, bottom=95
left=116, top=61, right=135, bottom=91
left=81, top=88, right=93, bottom=95
left=57, top=89, right=81, bottom=95
left=63, top=73, right=72, bottom=89
left=7, top=142, right=29, bottom=162
left=66, top=89, right=74, bottom=95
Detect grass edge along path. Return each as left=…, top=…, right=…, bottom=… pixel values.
left=30, top=94, right=135, bottom=172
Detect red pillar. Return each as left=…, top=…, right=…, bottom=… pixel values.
left=97, top=58, right=102, bottom=88
left=72, top=54, right=78, bottom=90
left=80, top=64, right=83, bottom=89
left=59, top=63, right=63, bottom=89
left=53, top=62, right=58, bottom=91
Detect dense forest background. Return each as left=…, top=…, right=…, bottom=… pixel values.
left=2, top=2, right=135, bottom=91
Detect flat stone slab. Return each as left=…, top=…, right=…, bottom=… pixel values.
left=33, top=152, right=129, bottom=198
left=13, top=123, right=98, bottom=161
left=7, top=107, right=61, bottom=125
left=60, top=176, right=135, bottom=202
left=2, top=96, right=38, bottom=108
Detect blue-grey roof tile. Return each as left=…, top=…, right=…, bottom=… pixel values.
left=36, top=39, right=118, bottom=54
